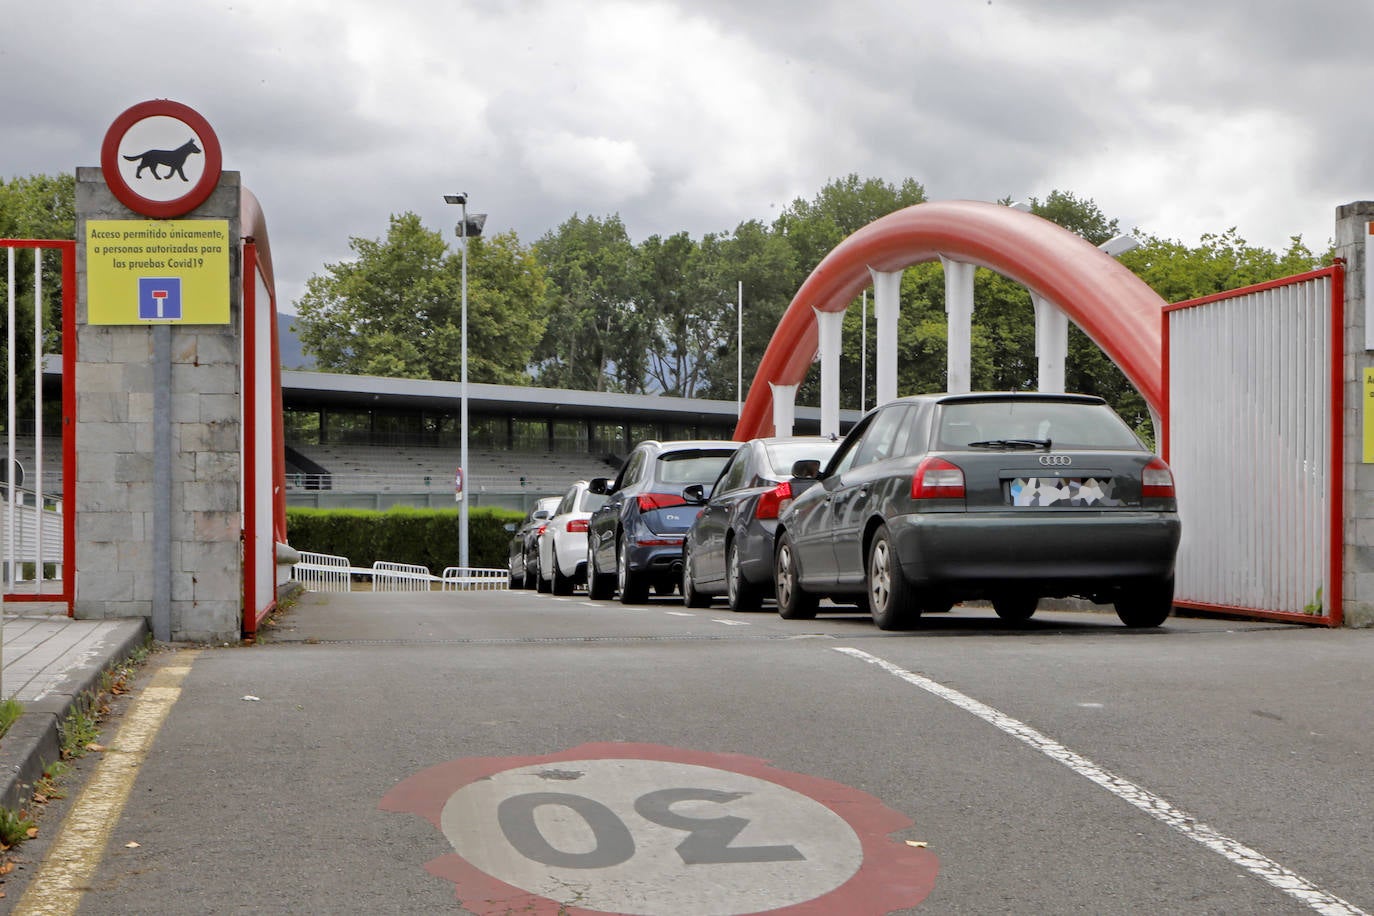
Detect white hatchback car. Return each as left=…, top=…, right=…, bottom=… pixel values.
left=537, top=480, right=608, bottom=594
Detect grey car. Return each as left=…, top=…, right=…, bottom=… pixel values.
left=773, top=392, right=1181, bottom=629
left=681, top=436, right=840, bottom=610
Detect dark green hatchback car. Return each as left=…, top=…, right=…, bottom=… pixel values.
left=773, top=392, right=1181, bottom=630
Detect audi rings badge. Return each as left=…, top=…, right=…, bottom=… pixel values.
left=1039, top=455, right=1073, bottom=467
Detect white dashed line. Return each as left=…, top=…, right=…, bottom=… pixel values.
left=834, top=647, right=1367, bottom=916
left=712, top=618, right=751, bottom=626
left=664, top=611, right=696, bottom=617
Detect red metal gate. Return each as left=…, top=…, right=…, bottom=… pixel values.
left=2, top=239, right=76, bottom=613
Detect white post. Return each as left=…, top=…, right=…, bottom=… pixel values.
left=1031, top=293, right=1068, bottom=394
left=860, top=289, right=868, bottom=413
left=770, top=382, right=798, bottom=438
left=814, top=307, right=845, bottom=439
left=869, top=268, right=902, bottom=407
left=940, top=256, right=975, bottom=394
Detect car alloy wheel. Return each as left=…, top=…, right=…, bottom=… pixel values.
left=726, top=539, right=762, bottom=611
left=868, top=525, right=917, bottom=631
left=774, top=532, right=817, bottom=620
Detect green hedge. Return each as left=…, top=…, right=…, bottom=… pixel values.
left=286, top=506, right=524, bottom=573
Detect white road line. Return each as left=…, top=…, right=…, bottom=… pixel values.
left=664, top=611, right=695, bottom=617
left=712, top=618, right=751, bottom=626
left=833, top=647, right=1368, bottom=916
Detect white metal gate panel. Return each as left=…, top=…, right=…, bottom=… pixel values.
left=3, top=240, right=74, bottom=607
left=1165, top=269, right=1341, bottom=623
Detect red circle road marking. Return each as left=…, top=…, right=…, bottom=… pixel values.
left=380, top=742, right=938, bottom=915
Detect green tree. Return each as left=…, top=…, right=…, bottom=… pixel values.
left=294, top=212, right=546, bottom=383
left=532, top=214, right=645, bottom=392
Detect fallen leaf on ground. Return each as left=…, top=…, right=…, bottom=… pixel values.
left=905, top=840, right=929, bottom=848
left=241, top=695, right=261, bottom=702
left=0, top=861, right=14, bottom=875
left=125, top=841, right=141, bottom=848
left=86, top=743, right=106, bottom=753
left=25, top=828, right=37, bottom=839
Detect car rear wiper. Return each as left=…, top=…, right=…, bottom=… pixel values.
left=966, top=438, right=1053, bottom=450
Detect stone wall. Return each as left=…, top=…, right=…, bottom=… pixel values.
left=1336, top=201, right=1374, bottom=627
left=73, top=167, right=243, bottom=641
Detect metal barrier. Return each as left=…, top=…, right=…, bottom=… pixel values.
left=0, top=489, right=64, bottom=588
left=1164, top=267, right=1342, bottom=624
left=372, top=560, right=435, bottom=592
left=290, top=552, right=510, bottom=592
left=291, top=551, right=353, bottom=593
left=442, top=566, right=511, bottom=591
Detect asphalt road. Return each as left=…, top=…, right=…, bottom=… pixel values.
left=6, top=590, right=1373, bottom=915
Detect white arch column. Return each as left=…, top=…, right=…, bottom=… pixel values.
left=770, top=382, right=798, bottom=438
left=1031, top=293, right=1068, bottom=393
left=814, top=307, right=845, bottom=438
left=869, top=267, right=903, bottom=407
left=940, top=256, right=975, bottom=394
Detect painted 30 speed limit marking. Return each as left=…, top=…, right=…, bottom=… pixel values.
left=381, top=743, right=937, bottom=915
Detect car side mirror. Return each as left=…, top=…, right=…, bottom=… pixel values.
left=791, top=459, right=822, bottom=480
left=588, top=477, right=610, bottom=495
left=533, top=509, right=550, bottom=521
left=503, top=522, right=517, bottom=533
left=682, top=483, right=707, bottom=504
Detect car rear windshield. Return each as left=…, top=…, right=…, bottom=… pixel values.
left=655, top=449, right=736, bottom=485
left=764, top=441, right=839, bottom=478
left=936, top=400, right=1143, bottom=450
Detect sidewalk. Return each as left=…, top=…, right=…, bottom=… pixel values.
left=0, top=607, right=149, bottom=810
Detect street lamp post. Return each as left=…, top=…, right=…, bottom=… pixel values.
left=443, top=193, right=486, bottom=570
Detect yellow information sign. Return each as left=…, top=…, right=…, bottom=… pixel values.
left=86, top=219, right=231, bottom=325
left=1365, top=369, right=1374, bottom=464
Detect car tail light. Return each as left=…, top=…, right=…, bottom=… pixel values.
left=912, top=457, right=965, bottom=499
left=637, top=493, right=687, bottom=511
left=536, top=524, right=548, bottom=536
left=755, top=481, right=793, bottom=520
left=1141, top=457, right=1175, bottom=499
left=567, top=519, right=589, bottom=533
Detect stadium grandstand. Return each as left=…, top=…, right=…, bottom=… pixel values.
left=21, top=363, right=861, bottom=512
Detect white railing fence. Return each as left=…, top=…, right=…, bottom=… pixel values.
left=291, top=550, right=509, bottom=593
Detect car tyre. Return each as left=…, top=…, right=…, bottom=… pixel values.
left=1115, top=577, right=1174, bottom=628
left=726, top=538, right=763, bottom=612
left=551, top=548, right=574, bottom=596
left=587, top=540, right=615, bottom=600
left=682, top=546, right=711, bottom=608
left=535, top=554, right=552, bottom=593
left=868, top=525, right=919, bottom=631
left=774, top=531, right=818, bottom=620
left=617, top=537, right=650, bottom=604
left=992, top=595, right=1037, bottom=622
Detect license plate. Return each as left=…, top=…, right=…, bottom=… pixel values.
left=1008, top=477, right=1121, bottom=507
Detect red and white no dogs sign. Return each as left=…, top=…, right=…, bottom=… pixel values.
left=381, top=743, right=938, bottom=915
left=100, top=99, right=222, bottom=218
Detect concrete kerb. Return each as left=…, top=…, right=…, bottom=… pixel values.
left=0, top=618, right=150, bottom=812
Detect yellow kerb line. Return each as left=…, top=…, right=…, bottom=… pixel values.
left=13, top=651, right=200, bottom=916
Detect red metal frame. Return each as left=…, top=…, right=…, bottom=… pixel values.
left=1, top=239, right=77, bottom=614
left=735, top=200, right=1172, bottom=440
left=1163, top=265, right=1345, bottom=627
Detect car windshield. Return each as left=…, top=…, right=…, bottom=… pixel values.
left=763, top=441, right=840, bottom=478
left=936, top=400, right=1142, bottom=450
left=655, top=449, right=736, bottom=485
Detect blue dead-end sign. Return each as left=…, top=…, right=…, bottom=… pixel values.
left=381, top=742, right=938, bottom=915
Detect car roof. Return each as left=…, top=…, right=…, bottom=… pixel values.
left=889, top=391, right=1108, bottom=408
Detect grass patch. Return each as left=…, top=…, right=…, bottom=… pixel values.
left=0, top=807, right=36, bottom=848
left=0, top=699, right=23, bottom=739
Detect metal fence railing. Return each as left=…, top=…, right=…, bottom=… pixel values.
left=291, top=550, right=510, bottom=593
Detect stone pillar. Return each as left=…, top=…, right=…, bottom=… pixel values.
left=1336, top=201, right=1374, bottom=627
left=74, top=167, right=243, bottom=641
left=1031, top=294, right=1067, bottom=394
left=770, top=382, right=798, bottom=438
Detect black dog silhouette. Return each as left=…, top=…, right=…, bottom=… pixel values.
left=123, top=139, right=202, bottom=181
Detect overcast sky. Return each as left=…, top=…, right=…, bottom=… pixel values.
left=6, top=0, right=1373, bottom=312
